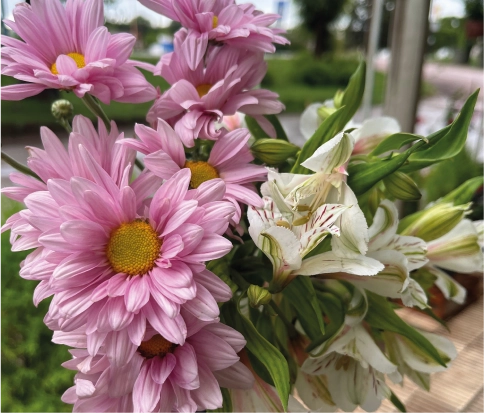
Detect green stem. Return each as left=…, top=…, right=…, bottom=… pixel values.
left=82, top=94, right=111, bottom=132
left=1, top=151, right=41, bottom=180
left=135, top=157, right=144, bottom=171
left=57, top=118, right=72, bottom=133
left=268, top=300, right=297, bottom=338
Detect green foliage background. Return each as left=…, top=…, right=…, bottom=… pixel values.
left=2, top=198, right=74, bottom=412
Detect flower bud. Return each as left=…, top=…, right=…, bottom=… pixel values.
left=383, top=171, right=421, bottom=201
left=316, top=105, right=337, bottom=121
left=251, top=138, right=299, bottom=165
left=248, top=285, right=272, bottom=308
left=333, top=90, right=345, bottom=109
left=51, top=99, right=73, bottom=120
left=400, top=202, right=471, bottom=242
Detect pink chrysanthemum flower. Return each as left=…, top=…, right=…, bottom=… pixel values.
left=1, top=0, right=156, bottom=103
left=2, top=115, right=140, bottom=204
left=56, top=319, right=254, bottom=412
left=122, top=120, right=266, bottom=226
left=147, top=35, right=284, bottom=146
left=138, top=0, right=289, bottom=70
left=3, top=156, right=234, bottom=348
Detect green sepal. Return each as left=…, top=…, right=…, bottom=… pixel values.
left=283, top=276, right=325, bottom=341
left=438, top=175, right=484, bottom=206
left=364, top=291, right=447, bottom=367
left=400, top=90, right=479, bottom=172
left=208, top=388, right=233, bottom=412
left=232, top=295, right=291, bottom=411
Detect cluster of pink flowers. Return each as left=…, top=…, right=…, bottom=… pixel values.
left=2, top=0, right=287, bottom=411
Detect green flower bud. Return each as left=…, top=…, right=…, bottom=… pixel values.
left=333, top=90, right=345, bottom=109
left=383, top=171, right=422, bottom=201
left=247, top=285, right=272, bottom=308
left=316, top=105, right=337, bottom=121
left=251, top=138, right=299, bottom=165
left=400, top=202, right=471, bottom=242
left=51, top=99, right=74, bottom=120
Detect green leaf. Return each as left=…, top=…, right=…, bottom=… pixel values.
left=305, top=291, right=345, bottom=353
left=389, top=390, right=407, bottom=412
left=347, top=145, right=418, bottom=196
left=290, top=61, right=366, bottom=174
left=208, top=388, right=233, bottom=412
left=233, top=296, right=290, bottom=411
left=370, top=132, right=423, bottom=156
left=364, top=291, right=447, bottom=367
left=265, top=114, right=289, bottom=141
left=438, top=176, right=484, bottom=206
left=245, top=115, right=289, bottom=141
left=291, top=106, right=348, bottom=174
left=283, top=276, right=325, bottom=341
left=245, top=115, right=268, bottom=140
left=401, top=90, right=479, bottom=172
left=338, top=61, right=367, bottom=131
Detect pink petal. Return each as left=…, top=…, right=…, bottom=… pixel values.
left=124, top=276, right=151, bottom=313
left=171, top=343, right=200, bottom=390
left=151, top=353, right=176, bottom=384
left=133, top=362, right=163, bottom=413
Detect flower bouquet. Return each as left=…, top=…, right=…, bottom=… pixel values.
left=1, top=0, right=483, bottom=412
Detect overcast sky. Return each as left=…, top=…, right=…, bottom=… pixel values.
left=3, top=0, right=467, bottom=28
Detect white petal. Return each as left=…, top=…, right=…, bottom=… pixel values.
left=301, top=132, right=355, bottom=174
left=368, top=200, right=399, bottom=251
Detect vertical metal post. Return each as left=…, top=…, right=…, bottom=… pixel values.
left=362, top=0, right=384, bottom=120
left=383, top=0, right=431, bottom=132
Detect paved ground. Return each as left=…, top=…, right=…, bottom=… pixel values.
left=375, top=296, right=483, bottom=412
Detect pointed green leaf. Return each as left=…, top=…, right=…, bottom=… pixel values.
left=370, top=133, right=424, bottom=156
left=438, top=176, right=484, bottom=206
left=364, top=291, right=447, bottom=367
left=305, top=291, right=345, bottom=353
left=265, top=114, right=289, bottom=141
left=209, top=388, right=233, bottom=412
left=233, top=296, right=290, bottom=411
left=283, top=276, right=325, bottom=341
left=291, top=62, right=367, bottom=174
left=291, top=106, right=348, bottom=174
left=245, top=116, right=268, bottom=140
left=389, top=390, right=407, bottom=412
left=401, top=90, right=479, bottom=172
left=338, top=61, right=367, bottom=130
left=347, top=150, right=412, bottom=196
left=245, top=115, right=289, bottom=141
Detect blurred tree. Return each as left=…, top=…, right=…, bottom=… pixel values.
left=294, top=0, right=348, bottom=57
left=344, top=0, right=395, bottom=51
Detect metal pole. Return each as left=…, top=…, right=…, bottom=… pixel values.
left=384, top=0, right=431, bottom=132
left=362, top=0, right=384, bottom=120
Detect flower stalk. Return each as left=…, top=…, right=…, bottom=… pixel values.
left=1, top=151, right=40, bottom=180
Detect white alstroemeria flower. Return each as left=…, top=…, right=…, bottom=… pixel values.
left=248, top=197, right=348, bottom=291
left=352, top=117, right=401, bottom=155
left=424, top=218, right=483, bottom=304
left=328, top=200, right=429, bottom=308
left=302, top=324, right=401, bottom=412
left=383, top=329, right=457, bottom=391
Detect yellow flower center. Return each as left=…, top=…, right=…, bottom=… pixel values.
left=184, top=161, right=219, bottom=189
left=212, top=15, right=219, bottom=28
left=138, top=334, right=177, bottom=359
left=51, top=52, right=86, bottom=75
left=196, top=83, right=213, bottom=98
left=106, top=220, right=161, bottom=276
